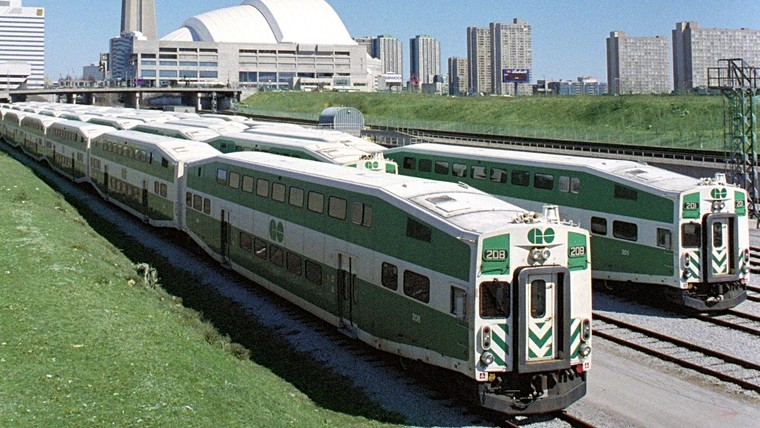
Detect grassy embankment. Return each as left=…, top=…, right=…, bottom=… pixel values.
left=0, top=148, right=404, bottom=427
left=239, top=92, right=726, bottom=150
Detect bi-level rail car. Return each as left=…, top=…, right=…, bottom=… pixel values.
left=207, top=131, right=398, bottom=173
left=45, top=120, right=113, bottom=182
left=133, top=122, right=221, bottom=142
left=181, top=152, right=593, bottom=414
left=0, top=109, right=26, bottom=147
left=384, top=143, right=749, bottom=310
left=18, top=114, right=63, bottom=161
left=89, top=130, right=220, bottom=227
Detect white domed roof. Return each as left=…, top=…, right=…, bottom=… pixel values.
left=161, top=0, right=356, bottom=45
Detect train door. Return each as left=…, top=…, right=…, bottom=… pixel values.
left=704, top=214, right=738, bottom=282
left=142, top=180, right=149, bottom=215
left=515, top=267, right=571, bottom=373
left=103, top=165, right=109, bottom=195
left=220, top=209, right=230, bottom=264
left=337, top=252, right=357, bottom=331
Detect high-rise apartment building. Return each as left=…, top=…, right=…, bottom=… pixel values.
left=448, top=57, right=468, bottom=95
left=606, top=31, right=670, bottom=95
left=491, top=20, right=532, bottom=96
left=373, top=35, right=403, bottom=76
left=0, top=0, right=44, bottom=88
left=466, top=26, right=491, bottom=94
left=673, top=22, right=760, bottom=93
left=409, top=35, right=440, bottom=86
left=121, top=0, right=156, bottom=40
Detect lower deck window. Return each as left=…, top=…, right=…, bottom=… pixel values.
left=269, top=245, right=284, bottom=267
left=613, top=221, right=638, bottom=241
left=305, top=260, right=322, bottom=285
left=403, top=270, right=430, bottom=303
left=286, top=252, right=302, bottom=276
left=381, top=262, right=398, bottom=290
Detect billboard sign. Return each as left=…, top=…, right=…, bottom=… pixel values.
left=503, top=69, right=530, bottom=83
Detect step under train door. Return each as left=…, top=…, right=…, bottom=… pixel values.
left=515, top=267, right=571, bottom=373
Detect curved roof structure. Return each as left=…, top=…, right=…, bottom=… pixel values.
left=161, top=0, right=356, bottom=45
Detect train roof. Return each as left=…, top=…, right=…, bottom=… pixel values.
left=87, top=116, right=143, bottom=130
left=134, top=122, right=221, bottom=141
left=165, top=119, right=249, bottom=134
left=97, top=130, right=221, bottom=163
left=195, top=152, right=566, bottom=237
left=49, top=120, right=114, bottom=137
left=388, top=143, right=702, bottom=194
left=244, top=126, right=385, bottom=153
left=21, top=113, right=63, bottom=126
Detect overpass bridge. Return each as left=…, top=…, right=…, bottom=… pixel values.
left=2, top=86, right=243, bottom=111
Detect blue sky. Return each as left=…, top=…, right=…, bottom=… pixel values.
left=30, top=0, right=760, bottom=82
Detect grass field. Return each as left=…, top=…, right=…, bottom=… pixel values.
left=0, top=147, right=403, bottom=427
left=239, top=92, right=727, bottom=150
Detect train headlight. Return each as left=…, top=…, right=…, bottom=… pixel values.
left=480, top=352, right=495, bottom=366
left=542, top=249, right=551, bottom=260
left=530, top=248, right=549, bottom=262
left=579, top=344, right=591, bottom=358
left=581, top=319, right=591, bottom=342
left=683, top=270, right=691, bottom=279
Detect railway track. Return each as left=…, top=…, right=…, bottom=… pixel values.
left=593, top=313, right=760, bottom=393
left=694, top=309, right=760, bottom=337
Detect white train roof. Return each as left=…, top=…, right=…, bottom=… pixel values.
left=192, top=152, right=569, bottom=237
left=135, top=123, right=220, bottom=141
left=96, top=130, right=221, bottom=164
left=390, top=143, right=704, bottom=194
left=245, top=126, right=386, bottom=153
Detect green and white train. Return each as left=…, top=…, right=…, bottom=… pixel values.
left=0, top=106, right=594, bottom=415
left=383, top=143, right=750, bottom=311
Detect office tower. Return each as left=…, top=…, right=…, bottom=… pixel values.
left=673, top=22, right=760, bottom=93
left=0, top=0, right=44, bottom=88
left=491, top=19, right=532, bottom=96
left=121, top=0, right=156, bottom=40
left=353, top=37, right=375, bottom=57
left=373, top=35, right=403, bottom=76
left=410, top=35, right=440, bottom=86
left=466, top=26, right=491, bottom=94
left=607, top=31, right=670, bottom=95
left=448, top=57, right=468, bottom=95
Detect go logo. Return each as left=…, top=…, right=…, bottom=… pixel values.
left=528, top=228, right=555, bottom=245
left=364, top=161, right=380, bottom=169
left=711, top=188, right=728, bottom=199
left=269, top=219, right=284, bottom=243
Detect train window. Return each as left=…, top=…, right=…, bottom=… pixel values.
left=403, top=157, right=416, bottom=170
left=450, top=287, right=467, bottom=320
left=185, top=192, right=193, bottom=207
left=614, top=184, right=638, bottom=201
left=452, top=163, right=467, bottom=178
left=269, top=245, right=284, bottom=267
left=657, top=228, right=672, bottom=249
left=613, top=221, right=638, bottom=241
left=305, top=260, right=322, bottom=285
left=471, top=165, right=487, bottom=180
left=511, top=170, right=530, bottom=186
left=435, top=161, right=449, bottom=175
left=713, top=223, right=724, bottom=247
left=534, top=173, right=554, bottom=190
left=406, top=217, right=432, bottom=242
left=490, top=167, right=508, bottom=183
left=239, top=232, right=252, bottom=252
left=530, top=280, right=547, bottom=319
left=193, top=195, right=202, bottom=211
left=403, top=270, right=430, bottom=303
left=591, top=217, right=607, bottom=235
left=419, top=159, right=432, bottom=173
left=256, top=179, right=269, bottom=198
left=154, top=181, right=160, bottom=194
left=286, top=252, right=302, bottom=276
left=328, top=197, right=347, bottom=220
left=559, top=176, right=570, bottom=192
left=570, top=177, right=580, bottom=193
left=242, top=175, right=254, bottom=193
left=351, top=203, right=372, bottom=227
left=216, top=169, right=227, bottom=185
left=480, top=281, right=509, bottom=318
left=161, top=157, right=169, bottom=168
left=254, top=239, right=267, bottom=259
left=160, top=184, right=167, bottom=198
left=272, top=183, right=286, bottom=202
left=229, top=172, right=241, bottom=189
left=681, top=223, right=701, bottom=248
left=203, top=198, right=211, bottom=215
left=289, top=187, right=304, bottom=207
left=308, top=192, right=325, bottom=213
left=381, top=262, right=398, bottom=290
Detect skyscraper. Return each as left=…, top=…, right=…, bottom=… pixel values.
left=121, top=0, right=156, bottom=40
left=373, top=35, right=403, bottom=77
left=409, top=35, right=440, bottom=86
left=466, top=26, right=491, bottom=94
left=448, top=57, right=468, bottom=96
left=673, top=22, right=760, bottom=93
left=607, top=31, right=670, bottom=95
left=491, top=20, right=532, bottom=96
left=0, top=0, right=44, bottom=88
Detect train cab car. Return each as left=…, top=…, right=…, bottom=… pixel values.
left=208, top=131, right=398, bottom=173
left=89, top=130, right=219, bottom=228
left=133, top=122, right=220, bottom=142
left=385, top=143, right=750, bottom=310
left=0, top=110, right=27, bottom=147
left=244, top=125, right=387, bottom=154
left=19, top=114, right=63, bottom=161
left=182, top=152, right=592, bottom=414
left=46, top=120, right=112, bottom=182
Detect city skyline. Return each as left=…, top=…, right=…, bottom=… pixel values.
left=25, top=0, right=760, bottom=83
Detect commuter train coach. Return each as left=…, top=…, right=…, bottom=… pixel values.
left=0, top=105, right=594, bottom=415
left=384, top=143, right=750, bottom=311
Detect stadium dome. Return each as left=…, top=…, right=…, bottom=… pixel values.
left=161, top=0, right=356, bottom=45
